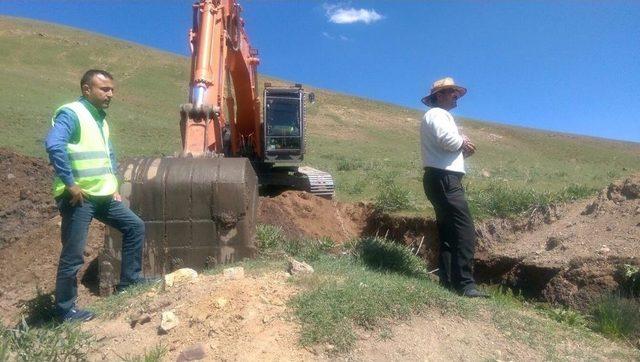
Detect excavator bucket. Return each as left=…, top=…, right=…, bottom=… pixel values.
left=98, top=156, right=258, bottom=295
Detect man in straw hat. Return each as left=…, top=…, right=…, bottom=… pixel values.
left=420, top=77, right=488, bottom=298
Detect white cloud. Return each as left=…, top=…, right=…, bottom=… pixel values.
left=325, top=6, right=383, bottom=25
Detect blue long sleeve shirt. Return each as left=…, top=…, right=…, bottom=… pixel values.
left=45, top=97, right=118, bottom=187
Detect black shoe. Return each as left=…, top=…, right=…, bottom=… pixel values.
left=461, top=288, right=490, bottom=298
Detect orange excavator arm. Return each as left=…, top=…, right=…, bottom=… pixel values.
left=181, top=0, right=262, bottom=158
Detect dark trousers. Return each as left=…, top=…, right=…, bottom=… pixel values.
left=423, top=167, right=477, bottom=292
left=55, top=195, right=145, bottom=315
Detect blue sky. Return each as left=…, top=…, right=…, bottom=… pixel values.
left=1, top=1, right=638, bottom=143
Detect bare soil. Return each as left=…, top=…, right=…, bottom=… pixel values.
left=0, top=148, right=57, bottom=247
left=346, top=310, right=631, bottom=361
left=0, top=148, right=638, bottom=359
left=84, top=270, right=311, bottom=361
left=257, top=191, right=372, bottom=243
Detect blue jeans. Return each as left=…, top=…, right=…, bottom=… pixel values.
left=55, top=194, right=145, bottom=315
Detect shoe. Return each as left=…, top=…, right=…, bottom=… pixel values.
left=461, top=288, right=490, bottom=298
left=61, top=308, right=95, bottom=322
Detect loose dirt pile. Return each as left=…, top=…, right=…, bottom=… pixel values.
left=0, top=148, right=57, bottom=247
left=258, top=191, right=371, bottom=243
left=0, top=217, right=104, bottom=325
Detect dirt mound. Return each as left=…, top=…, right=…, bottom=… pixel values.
left=0, top=148, right=57, bottom=247
left=257, top=191, right=372, bottom=243
left=582, top=174, right=640, bottom=216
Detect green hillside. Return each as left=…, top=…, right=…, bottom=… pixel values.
left=1, top=16, right=639, bottom=217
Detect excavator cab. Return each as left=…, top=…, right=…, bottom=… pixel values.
left=257, top=83, right=334, bottom=198
left=263, top=84, right=305, bottom=163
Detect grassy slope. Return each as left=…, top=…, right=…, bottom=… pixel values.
left=1, top=16, right=639, bottom=215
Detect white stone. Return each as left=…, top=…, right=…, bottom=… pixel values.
left=214, top=298, right=228, bottom=309
left=288, top=258, right=314, bottom=275
left=160, top=311, right=178, bottom=333
left=223, top=267, right=245, bottom=280
left=164, top=268, right=198, bottom=288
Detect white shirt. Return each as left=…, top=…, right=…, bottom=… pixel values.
left=420, top=107, right=465, bottom=173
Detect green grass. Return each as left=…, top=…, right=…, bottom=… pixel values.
left=543, top=307, right=589, bottom=329
left=89, top=282, right=159, bottom=319
left=120, top=344, right=167, bottom=362
left=591, top=295, right=640, bottom=341
left=618, top=264, right=640, bottom=297
left=466, top=182, right=599, bottom=219
left=485, top=290, right=636, bottom=360
left=0, top=319, right=93, bottom=361
left=372, top=174, right=416, bottom=212
left=256, top=223, right=337, bottom=261
left=355, top=237, right=427, bottom=276
left=290, top=254, right=468, bottom=352
left=256, top=233, right=461, bottom=352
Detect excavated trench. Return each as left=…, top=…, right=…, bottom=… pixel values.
left=358, top=213, right=567, bottom=300
left=358, top=207, right=639, bottom=311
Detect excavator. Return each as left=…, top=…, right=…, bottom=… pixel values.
left=98, top=0, right=334, bottom=294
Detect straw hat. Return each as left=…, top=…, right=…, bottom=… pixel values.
left=421, top=77, right=467, bottom=107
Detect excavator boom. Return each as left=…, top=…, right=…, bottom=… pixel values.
left=182, top=0, right=261, bottom=158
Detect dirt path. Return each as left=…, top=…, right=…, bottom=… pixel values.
left=348, top=308, right=635, bottom=361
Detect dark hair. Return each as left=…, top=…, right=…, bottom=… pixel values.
left=80, top=69, right=113, bottom=88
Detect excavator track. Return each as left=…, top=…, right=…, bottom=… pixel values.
left=256, top=165, right=335, bottom=199
left=296, top=166, right=335, bottom=198
left=98, top=157, right=258, bottom=295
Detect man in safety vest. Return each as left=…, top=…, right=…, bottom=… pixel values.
left=45, top=69, right=145, bottom=322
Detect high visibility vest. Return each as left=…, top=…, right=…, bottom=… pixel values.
left=52, top=101, right=118, bottom=197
